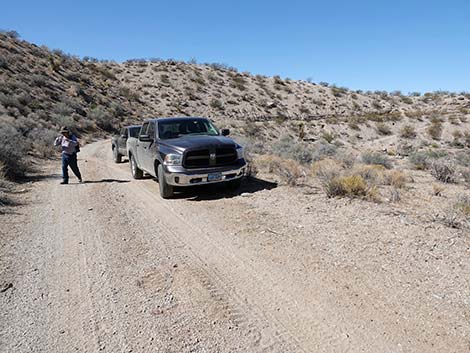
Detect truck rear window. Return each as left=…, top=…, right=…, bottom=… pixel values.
left=129, top=127, right=141, bottom=138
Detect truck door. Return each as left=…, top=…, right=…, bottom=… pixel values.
left=141, top=121, right=157, bottom=175
left=118, top=128, right=128, bottom=154
left=136, top=122, right=150, bottom=171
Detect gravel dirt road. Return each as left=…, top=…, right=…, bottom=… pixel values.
left=1, top=140, right=469, bottom=353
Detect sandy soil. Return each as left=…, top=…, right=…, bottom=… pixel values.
left=1, top=140, right=469, bottom=353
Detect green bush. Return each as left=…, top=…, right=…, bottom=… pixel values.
left=0, top=125, right=31, bottom=179
left=272, top=135, right=314, bottom=164
left=362, top=152, right=392, bottom=169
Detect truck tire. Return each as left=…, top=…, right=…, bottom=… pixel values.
left=226, top=177, right=242, bottom=190
left=113, top=146, right=122, bottom=163
left=130, top=154, right=143, bottom=179
left=157, top=164, right=174, bottom=199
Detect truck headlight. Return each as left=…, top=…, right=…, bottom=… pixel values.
left=236, top=146, right=245, bottom=160
left=163, top=154, right=182, bottom=165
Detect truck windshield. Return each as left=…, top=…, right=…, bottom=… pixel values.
left=158, top=119, right=219, bottom=139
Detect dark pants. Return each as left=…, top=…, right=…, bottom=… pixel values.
left=62, top=153, right=82, bottom=182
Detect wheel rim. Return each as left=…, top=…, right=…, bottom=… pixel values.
left=131, top=158, right=136, bottom=176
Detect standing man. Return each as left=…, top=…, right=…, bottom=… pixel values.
left=54, top=126, right=82, bottom=184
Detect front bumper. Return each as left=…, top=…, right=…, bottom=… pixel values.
left=163, top=160, right=247, bottom=186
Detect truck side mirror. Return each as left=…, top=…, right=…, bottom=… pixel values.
left=221, top=129, right=230, bottom=136
left=121, top=135, right=128, bottom=139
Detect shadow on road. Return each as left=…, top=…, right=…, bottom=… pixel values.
left=172, top=176, right=278, bottom=201
left=83, top=179, right=130, bottom=184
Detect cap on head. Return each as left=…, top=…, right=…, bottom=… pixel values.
left=60, top=126, right=70, bottom=134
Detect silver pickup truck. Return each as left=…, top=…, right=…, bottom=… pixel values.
left=111, top=125, right=141, bottom=163
left=127, top=117, right=246, bottom=198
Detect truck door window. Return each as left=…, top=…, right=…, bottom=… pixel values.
left=147, top=122, right=156, bottom=139
left=140, top=122, right=149, bottom=137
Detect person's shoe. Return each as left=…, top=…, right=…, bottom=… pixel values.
left=60, top=180, right=68, bottom=185
left=78, top=178, right=83, bottom=183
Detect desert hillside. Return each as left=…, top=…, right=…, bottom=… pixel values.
left=0, top=31, right=470, bottom=209
left=1, top=31, right=470, bottom=353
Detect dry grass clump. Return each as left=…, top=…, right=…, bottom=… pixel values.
left=324, top=175, right=368, bottom=198
left=253, top=155, right=303, bottom=186
left=351, top=164, right=385, bottom=184
left=312, top=160, right=381, bottom=201
left=400, top=124, right=417, bottom=138
left=454, top=195, right=470, bottom=216
left=432, top=183, right=445, bottom=196
left=376, top=122, right=392, bottom=135
left=385, top=170, right=407, bottom=188
left=311, top=158, right=342, bottom=183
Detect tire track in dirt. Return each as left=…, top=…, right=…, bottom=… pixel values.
left=88, top=140, right=302, bottom=352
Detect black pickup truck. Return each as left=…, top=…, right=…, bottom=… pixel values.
left=127, top=117, right=246, bottom=198
left=111, top=125, right=141, bottom=163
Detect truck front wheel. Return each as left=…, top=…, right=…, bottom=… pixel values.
left=157, top=164, right=174, bottom=199
left=130, top=155, right=143, bottom=179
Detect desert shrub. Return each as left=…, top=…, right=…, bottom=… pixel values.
left=210, top=98, right=224, bottom=110
left=254, top=155, right=303, bottom=185
left=427, top=119, right=443, bottom=140
left=160, top=74, right=170, bottom=84
left=456, top=152, right=470, bottom=167
left=432, top=183, right=445, bottom=196
left=0, top=56, right=8, bottom=69
left=462, top=169, right=470, bottom=184
left=231, top=75, right=246, bottom=91
left=408, top=149, right=447, bottom=170
left=312, top=140, right=337, bottom=161
left=324, top=175, right=368, bottom=198
left=385, top=170, right=407, bottom=188
left=312, top=159, right=342, bottom=183
left=430, top=160, right=457, bottom=183
left=118, top=86, right=140, bottom=101
left=273, top=75, right=285, bottom=86
left=362, top=152, right=392, bottom=169
left=190, top=75, right=205, bottom=86
left=454, top=195, right=470, bottom=216
left=376, top=122, right=392, bottom=135
left=0, top=93, right=23, bottom=111
left=0, top=125, right=31, bottom=179
left=331, top=85, right=348, bottom=97
left=89, top=107, right=113, bottom=131
left=401, top=96, right=413, bottom=104
left=322, top=131, right=335, bottom=143
left=31, top=74, right=48, bottom=87
left=351, top=164, right=385, bottom=184
left=27, top=128, right=57, bottom=157
left=272, top=135, right=314, bottom=164
left=53, top=102, right=74, bottom=116
left=400, top=124, right=416, bottom=138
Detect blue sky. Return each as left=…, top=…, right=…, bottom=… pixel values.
left=3, top=0, right=469, bottom=93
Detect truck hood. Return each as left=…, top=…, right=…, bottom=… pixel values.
left=159, top=135, right=237, bottom=152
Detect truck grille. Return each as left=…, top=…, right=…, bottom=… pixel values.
left=184, top=147, right=237, bottom=169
